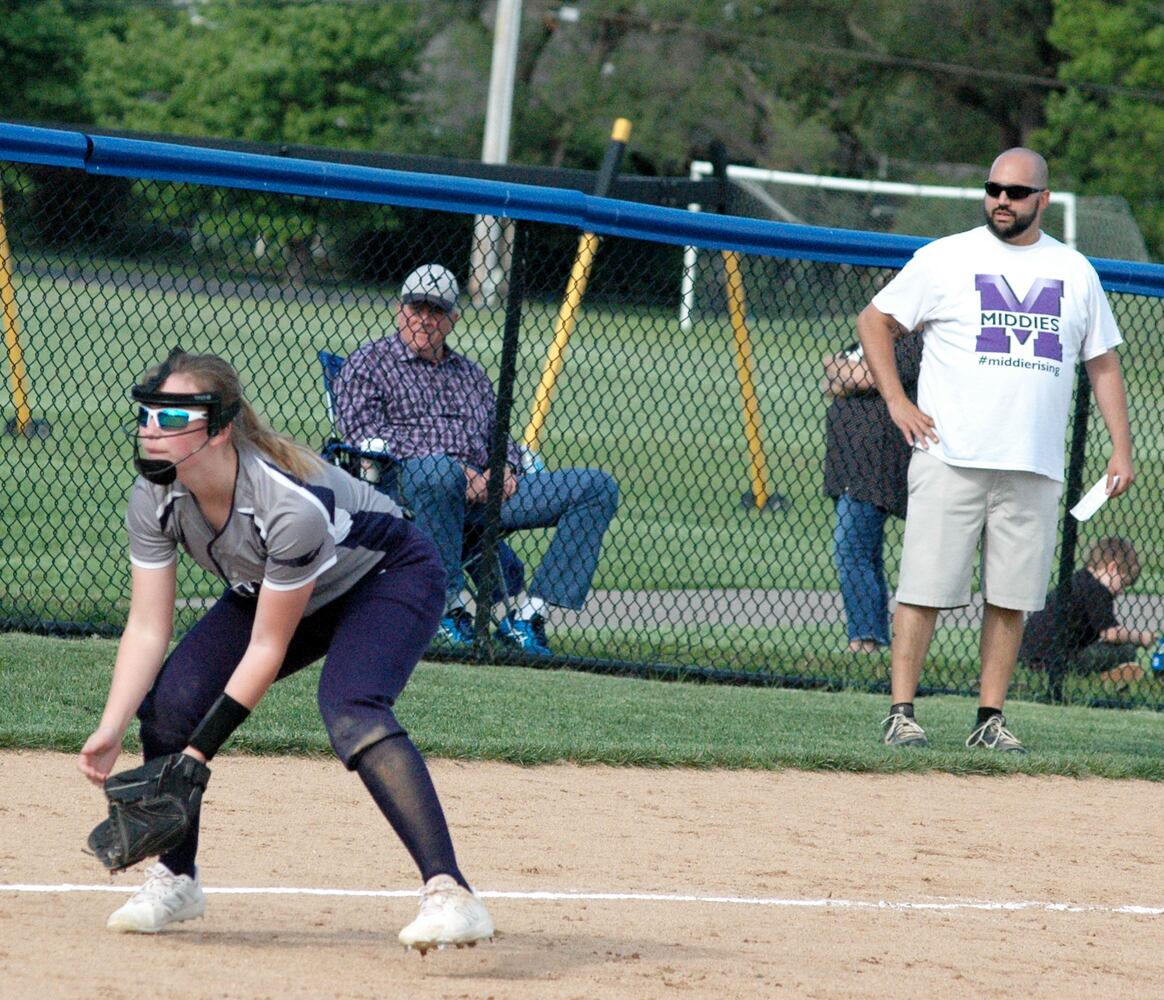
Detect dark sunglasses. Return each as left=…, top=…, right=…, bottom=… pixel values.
left=984, top=182, right=1044, bottom=201
left=137, top=405, right=209, bottom=430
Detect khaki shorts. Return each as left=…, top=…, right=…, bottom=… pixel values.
left=896, top=450, right=1062, bottom=611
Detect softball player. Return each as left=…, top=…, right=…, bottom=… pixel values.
left=77, top=350, right=493, bottom=953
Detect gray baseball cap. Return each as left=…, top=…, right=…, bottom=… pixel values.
left=400, top=264, right=459, bottom=312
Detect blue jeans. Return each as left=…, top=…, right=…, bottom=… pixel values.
left=393, top=455, right=619, bottom=611
left=833, top=493, right=890, bottom=646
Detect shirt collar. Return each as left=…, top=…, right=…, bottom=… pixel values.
left=392, top=332, right=465, bottom=367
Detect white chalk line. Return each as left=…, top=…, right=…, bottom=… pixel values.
left=2, top=884, right=1161, bottom=916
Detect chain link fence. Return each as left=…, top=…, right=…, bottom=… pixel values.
left=3, top=124, right=1164, bottom=710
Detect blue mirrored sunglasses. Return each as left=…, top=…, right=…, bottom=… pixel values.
left=137, top=405, right=209, bottom=430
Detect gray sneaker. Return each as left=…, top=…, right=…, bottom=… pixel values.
left=881, top=712, right=929, bottom=747
left=965, top=714, right=1027, bottom=754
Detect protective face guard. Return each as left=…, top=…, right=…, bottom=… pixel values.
left=129, top=349, right=241, bottom=483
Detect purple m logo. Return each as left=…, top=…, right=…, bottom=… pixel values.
left=975, top=275, right=1064, bottom=361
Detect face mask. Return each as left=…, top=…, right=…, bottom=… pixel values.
left=134, top=456, right=179, bottom=485
left=132, top=431, right=217, bottom=484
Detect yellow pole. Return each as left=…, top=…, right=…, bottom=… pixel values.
left=523, top=231, right=599, bottom=451
left=721, top=250, right=771, bottom=509
left=523, top=118, right=632, bottom=451
left=0, top=184, right=32, bottom=436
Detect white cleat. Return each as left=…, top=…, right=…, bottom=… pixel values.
left=398, top=874, right=495, bottom=956
left=106, top=862, right=206, bottom=933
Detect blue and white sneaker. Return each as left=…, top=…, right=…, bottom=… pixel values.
left=496, top=611, right=551, bottom=656
left=434, top=608, right=476, bottom=648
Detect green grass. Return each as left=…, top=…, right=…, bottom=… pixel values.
left=4, top=633, right=1163, bottom=779
left=5, top=228, right=1164, bottom=703
left=0, top=265, right=888, bottom=672
left=0, top=272, right=853, bottom=600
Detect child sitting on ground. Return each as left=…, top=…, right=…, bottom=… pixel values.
left=1020, top=536, right=1157, bottom=684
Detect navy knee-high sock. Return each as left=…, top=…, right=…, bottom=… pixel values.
left=354, top=734, right=467, bottom=889
left=158, top=806, right=200, bottom=879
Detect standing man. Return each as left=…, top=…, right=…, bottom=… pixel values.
left=334, top=264, right=619, bottom=656
left=857, top=147, right=1133, bottom=752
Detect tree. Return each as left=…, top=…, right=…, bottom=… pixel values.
left=77, top=0, right=449, bottom=277
left=409, top=0, right=1061, bottom=179
left=4, top=0, right=91, bottom=123
left=765, top=0, right=1058, bottom=175
left=38, top=0, right=1158, bottom=263
left=519, top=0, right=837, bottom=173
left=1034, top=0, right=1164, bottom=259
left=82, top=1, right=429, bottom=151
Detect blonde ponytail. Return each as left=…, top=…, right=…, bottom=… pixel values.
left=230, top=398, right=325, bottom=479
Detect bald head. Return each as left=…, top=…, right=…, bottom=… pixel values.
left=990, top=147, right=1048, bottom=189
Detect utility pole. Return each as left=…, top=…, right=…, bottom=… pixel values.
left=469, top=0, right=522, bottom=308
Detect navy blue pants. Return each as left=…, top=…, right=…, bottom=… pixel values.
left=139, top=528, right=445, bottom=770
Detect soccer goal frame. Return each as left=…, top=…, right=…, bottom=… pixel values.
left=679, top=160, right=1077, bottom=331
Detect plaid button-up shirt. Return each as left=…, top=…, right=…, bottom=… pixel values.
left=333, top=334, right=521, bottom=470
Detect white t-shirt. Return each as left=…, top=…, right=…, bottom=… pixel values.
left=872, top=226, right=1121, bottom=481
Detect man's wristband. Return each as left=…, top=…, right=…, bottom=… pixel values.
left=187, top=692, right=251, bottom=760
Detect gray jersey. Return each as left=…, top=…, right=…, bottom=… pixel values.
left=127, top=446, right=412, bottom=615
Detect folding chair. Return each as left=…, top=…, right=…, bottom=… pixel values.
left=318, top=349, right=379, bottom=480
left=316, top=349, right=525, bottom=612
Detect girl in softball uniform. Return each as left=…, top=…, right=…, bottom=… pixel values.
left=78, top=350, right=493, bottom=953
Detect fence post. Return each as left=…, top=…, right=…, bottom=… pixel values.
left=721, top=249, right=776, bottom=511
left=474, top=221, right=528, bottom=651
left=710, top=146, right=782, bottom=513
left=1047, top=365, right=1091, bottom=702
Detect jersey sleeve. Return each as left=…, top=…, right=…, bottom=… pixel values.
left=125, top=480, right=179, bottom=570
left=260, top=490, right=339, bottom=592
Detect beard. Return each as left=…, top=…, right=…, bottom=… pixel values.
left=984, top=201, right=1039, bottom=241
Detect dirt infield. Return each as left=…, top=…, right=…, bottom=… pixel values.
left=1, top=751, right=1160, bottom=999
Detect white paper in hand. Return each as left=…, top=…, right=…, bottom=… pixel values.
left=1069, top=476, right=1117, bottom=522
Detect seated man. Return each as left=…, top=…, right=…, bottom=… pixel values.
left=1020, top=536, right=1157, bottom=683
left=333, top=263, right=619, bottom=655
